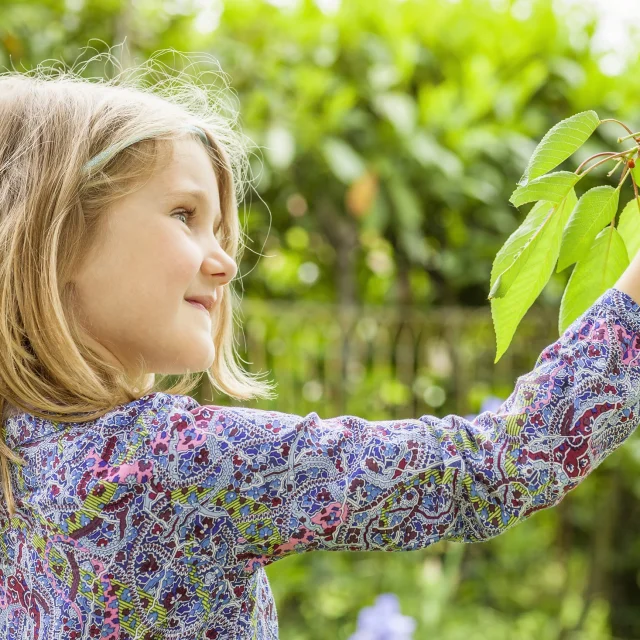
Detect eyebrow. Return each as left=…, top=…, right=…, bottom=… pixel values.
left=165, top=187, right=223, bottom=227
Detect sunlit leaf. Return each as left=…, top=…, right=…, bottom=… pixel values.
left=265, top=125, right=296, bottom=170
left=617, top=197, right=640, bottom=260
left=321, top=138, right=366, bottom=184
left=388, top=173, right=423, bottom=231
left=373, top=92, right=417, bottom=136
left=509, top=171, right=579, bottom=208
left=558, top=227, right=629, bottom=334
left=556, top=185, right=619, bottom=272
left=491, top=192, right=575, bottom=363
left=489, top=189, right=577, bottom=299
left=631, top=161, right=640, bottom=189
left=408, top=132, right=463, bottom=178
left=518, top=110, right=600, bottom=185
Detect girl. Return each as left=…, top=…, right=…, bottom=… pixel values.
left=1, top=55, right=640, bottom=640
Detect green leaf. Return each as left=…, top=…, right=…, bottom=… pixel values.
left=556, top=185, right=620, bottom=272
left=558, top=226, right=629, bottom=334
left=387, top=174, right=423, bottom=231
left=265, top=125, right=296, bottom=170
left=617, top=197, right=640, bottom=260
left=362, top=190, right=390, bottom=233
left=321, top=137, right=366, bottom=184
left=491, top=192, right=575, bottom=363
left=373, top=92, right=417, bottom=136
left=518, top=110, right=600, bottom=185
left=408, top=132, right=463, bottom=179
left=489, top=189, right=577, bottom=299
left=399, top=230, right=430, bottom=266
left=631, top=162, right=640, bottom=188
left=509, top=171, right=579, bottom=208
left=387, top=174, right=428, bottom=264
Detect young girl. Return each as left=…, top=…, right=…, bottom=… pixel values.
left=1, top=57, right=640, bottom=640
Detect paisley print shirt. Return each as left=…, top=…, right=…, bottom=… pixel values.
left=1, top=287, right=640, bottom=639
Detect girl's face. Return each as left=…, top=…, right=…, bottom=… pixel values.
left=71, top=136, right=238, bottom=376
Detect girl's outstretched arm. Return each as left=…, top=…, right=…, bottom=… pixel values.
left=142, top=287, right=640, bottom=573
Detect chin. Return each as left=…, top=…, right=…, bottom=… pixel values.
left=154, top=352, right=215, bottom=376
left=184, top=351, right=216, bottom=374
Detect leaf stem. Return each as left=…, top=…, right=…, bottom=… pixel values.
left=577, top=148, right=637, bottom=178
left=618, top=131, right=640, bottom=143
left=600, top=118, right=637, bottom=137
left=576, top=152, right=618, bottom=174
left=616, top=164, right=631, bottom=190
left=607, top=158, right=624, bottom=177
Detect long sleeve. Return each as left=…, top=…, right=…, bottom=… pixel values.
left=141, top=287, right=640, bottom=576
left=13, top=286, right=636, bottom=640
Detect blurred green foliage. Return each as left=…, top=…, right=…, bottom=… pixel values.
left=3, top=0, right=640, bottom=638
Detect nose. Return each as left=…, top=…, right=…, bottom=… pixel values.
left=207, top=246, right=237, bottom=286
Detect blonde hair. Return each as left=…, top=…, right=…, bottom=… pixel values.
left=0, top=49, right=276, bottom=517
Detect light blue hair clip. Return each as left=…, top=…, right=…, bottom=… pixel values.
left=82, top=124, right=210, bottom=175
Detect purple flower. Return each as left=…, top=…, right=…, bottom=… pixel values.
left=348, top=593, right=416, bottom=640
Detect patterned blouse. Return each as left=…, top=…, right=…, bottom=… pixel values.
left=1, top=287, right=640, bottom=640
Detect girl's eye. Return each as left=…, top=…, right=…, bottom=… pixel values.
left=172, top=207, right=197, bottom=226
left=172, top=207, right=224, bottom=237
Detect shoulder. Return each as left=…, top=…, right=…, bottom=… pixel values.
left=45, top=392, right=206, bottom=487
left=82, top=392, right=203, bottom=484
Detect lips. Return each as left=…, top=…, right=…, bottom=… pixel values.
left=187, top=300, right=209, bottom=313
left=185, top=291, right=217, bottom=311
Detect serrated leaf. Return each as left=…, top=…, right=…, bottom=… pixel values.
left=556, top=185, right=620, bottom=272
left=509, top=171, right=579, bottom=208
left=489, top=189, right=577, bottom=299
left=491, top=196, right=570, bottom=363
left=617, top=197, right=640, bottom=260
left=518, top=110, right=599, bottom=185
left=558, top=226, right=629, bottom=334
left=631, top=162, right=640, bottom=188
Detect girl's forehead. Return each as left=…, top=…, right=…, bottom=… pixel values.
left=155, top=138, right=217, bottom=186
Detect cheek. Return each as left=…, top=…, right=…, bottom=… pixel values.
left=92, top=221, right=201, bottom=315
left=136, top=227, right=197, bottom=285
left=163, top=239, right=201, bottom=285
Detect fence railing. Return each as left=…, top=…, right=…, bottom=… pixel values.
left=202, top=298, right=561, bottom=421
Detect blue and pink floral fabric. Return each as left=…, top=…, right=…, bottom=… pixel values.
left=1, top=287, right=640, bottom=639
